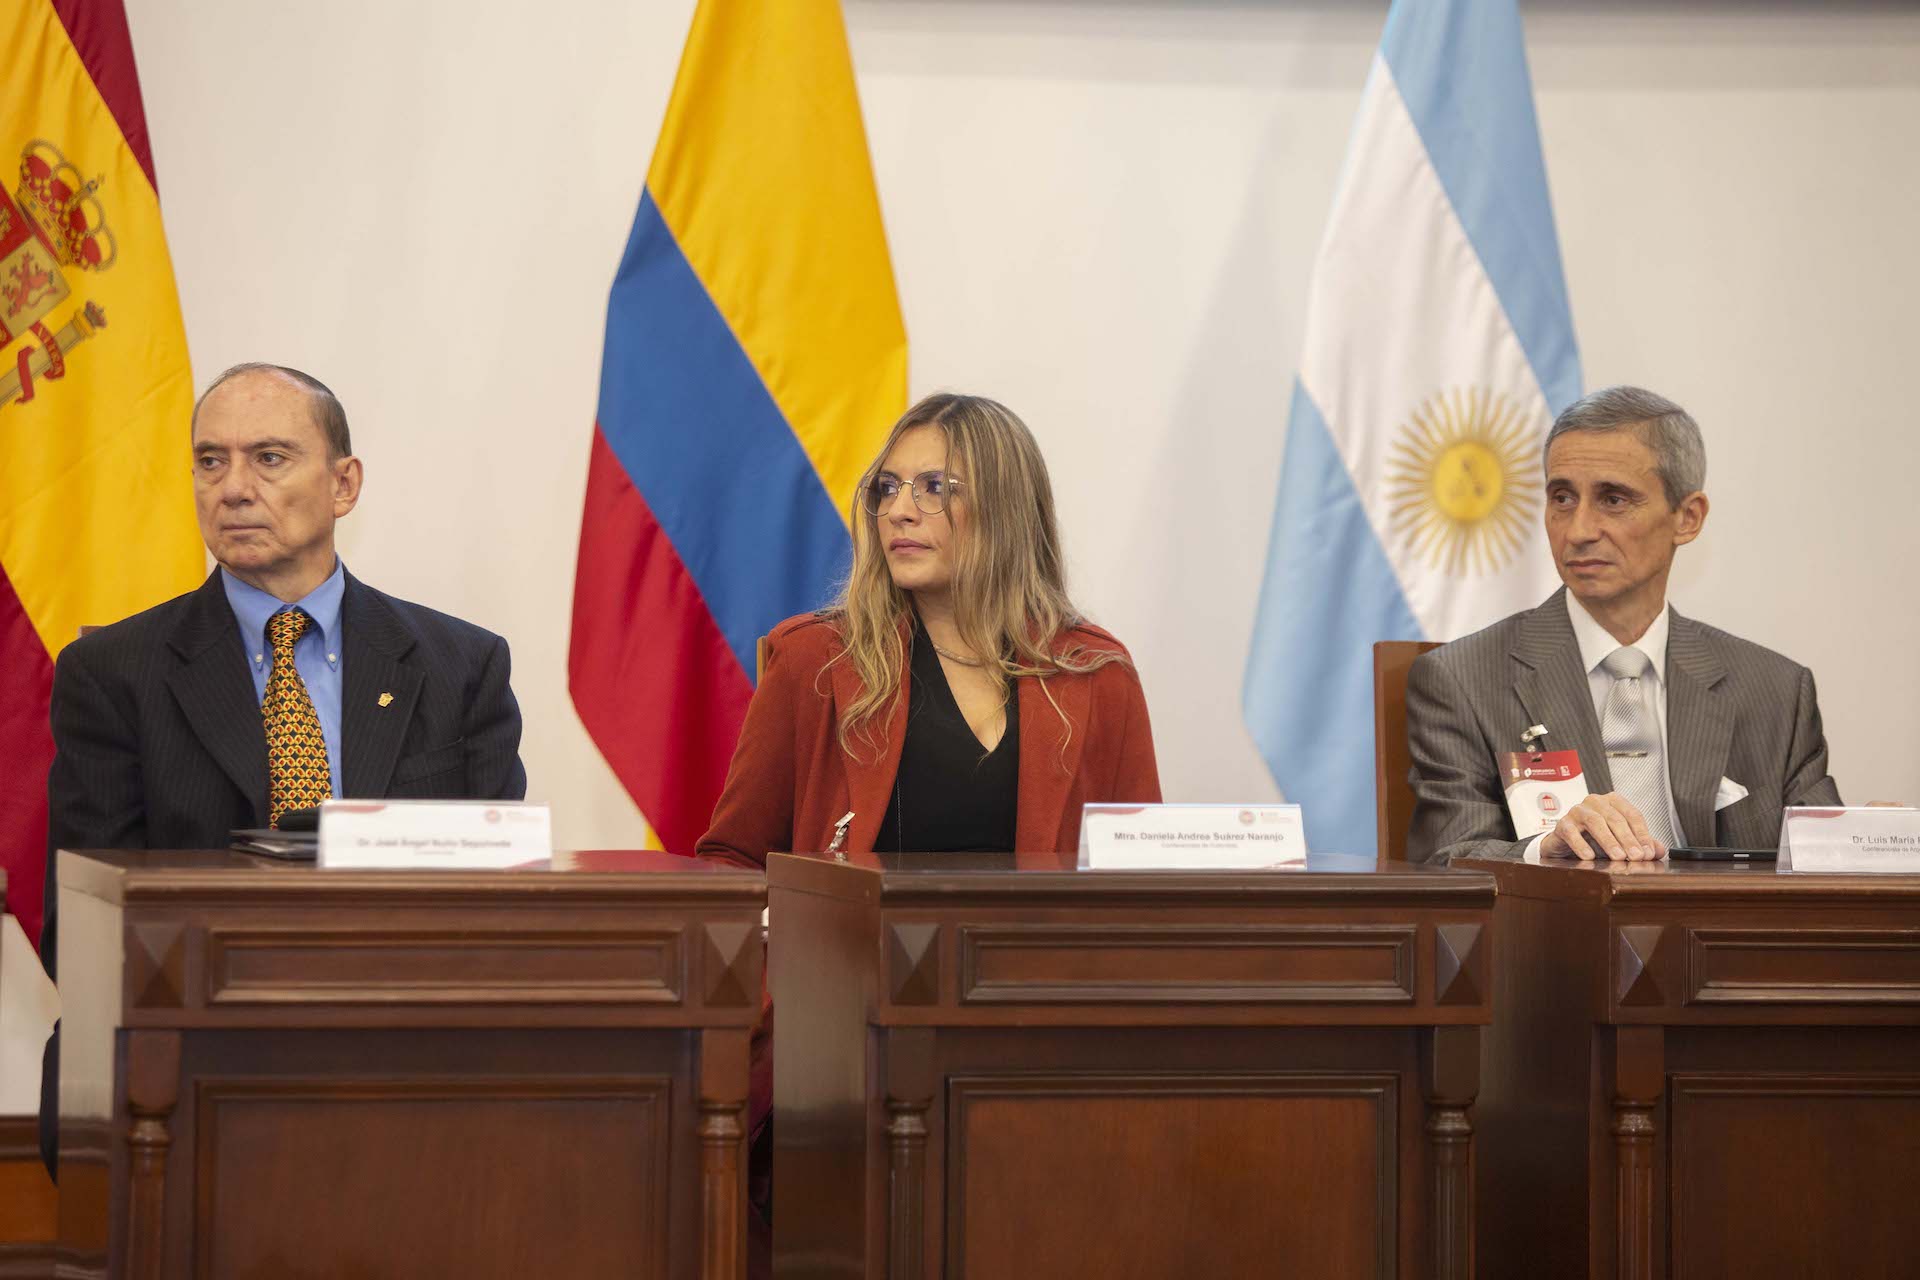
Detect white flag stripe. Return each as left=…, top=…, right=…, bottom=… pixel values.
left=1245, top=0, right=1578, bottom=856
left=1298, top=54, right=1559, bottom=640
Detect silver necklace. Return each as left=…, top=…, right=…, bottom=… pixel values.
left=930, top=643, right=983, bottom=667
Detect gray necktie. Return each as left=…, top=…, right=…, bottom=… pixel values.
left=1599, top=647, right=1679, bottom=846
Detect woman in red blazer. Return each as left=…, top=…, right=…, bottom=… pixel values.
left=698, top=391, right=1162, bottom=870
left=697, top=393, right=1162, bottom=1218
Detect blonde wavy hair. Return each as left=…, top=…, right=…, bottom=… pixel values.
left=824, top=393, right=1125, bottom=758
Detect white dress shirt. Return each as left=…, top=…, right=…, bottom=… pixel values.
left=1523, top=593, right=1685, bottom=854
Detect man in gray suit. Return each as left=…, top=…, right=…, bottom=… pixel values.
left=1406, top=385, right=1840, bottom=864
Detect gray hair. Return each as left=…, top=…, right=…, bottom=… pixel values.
left=192, top=363, right=352, bottom=460
left=1542, top=385, right=1704, bottom=507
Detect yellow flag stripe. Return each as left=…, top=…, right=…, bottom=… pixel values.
left=647, top=0, right=907, bottom=520
left=0, top=0, right=202, bottom=656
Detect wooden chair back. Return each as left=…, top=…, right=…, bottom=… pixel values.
left=1373, top=640, right=1441, bottom=864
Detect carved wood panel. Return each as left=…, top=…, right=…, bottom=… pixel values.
left=124, top=1032, right=180, bottom=1280
left=1608, top=1027, right=1663, bottom=1280
left=1431, top=923, right=1485, bottom=1008
left=945, top=1072, right=1398, bottom=1279
left=1614, top=924, right=1671, bottom=1009
left=957, top=924, right=1418, bottom=1005
left=1669, top=1072, right=1920, bottom=1276
left=1421, top=1026, right=1479, bottom=1280
left=205, top=927, right=686, bottom=1007
left=1686, top=927, right=1920, bottom=1006
left=698, top=1027, right=750, bottom=1280
left=191, top=1076, right=672, bottom=1280
left=699, top=921, right=759, bottom=1008
left=887, top=922, right=941, bottom=1006
left=126, top=923, right=188, bottom=1011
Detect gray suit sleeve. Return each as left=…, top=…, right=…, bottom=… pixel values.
left=1404, top=652, right=1526, bottom=865
left=1784, top=665, right=1841, bottom=807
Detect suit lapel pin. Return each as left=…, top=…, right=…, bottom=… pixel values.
left=378, top=692, right=394, bottom=707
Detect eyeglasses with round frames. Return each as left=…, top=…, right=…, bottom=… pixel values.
left=860, top=470, right=966, bottom=516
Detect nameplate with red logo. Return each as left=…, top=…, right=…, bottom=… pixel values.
left=318, top=800, right=553, bottom=869
left=1780, top=805, right=1920, bottom=873
left=1500, top=750, right=1589, bottom=838
left=1078, top=803, right=1307, bottom=869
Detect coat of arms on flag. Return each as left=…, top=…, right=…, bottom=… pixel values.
left=0, top=139, right=114, bottom=407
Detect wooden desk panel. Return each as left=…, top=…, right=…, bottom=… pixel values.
left=1461, top=855, right=1920, bottom=1280
left=769, top=852, right=1494, bottom=1280
left=0, top=870, right=58, bottom=1280
left=54, top=849, right=763, bottom=1280
left=0, top=1118, right=58, bottom=1280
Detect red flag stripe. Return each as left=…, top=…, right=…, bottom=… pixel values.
left=48, top=0, right=158, bottom=192
left=0, top=564, right=54, bottom=947
left=569, top=428, right=753, bottom=854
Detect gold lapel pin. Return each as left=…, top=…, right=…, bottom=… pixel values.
left=377, top=692, right=394, bottom=707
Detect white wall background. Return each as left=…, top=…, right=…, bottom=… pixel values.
left=120, top=0, right=1920, bottom=850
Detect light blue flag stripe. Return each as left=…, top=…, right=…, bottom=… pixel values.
left=1243, top=382, right=1423, bottom=855
left=1244, top=0, right=1578, bottom=857
left=1381, top=1, right=1583, bottom=412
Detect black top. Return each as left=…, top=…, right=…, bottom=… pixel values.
left=873, top=619, right=1019, bottom=854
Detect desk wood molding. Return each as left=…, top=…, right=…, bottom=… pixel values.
left=0, top=1116, right=58, bottom=1279
left=55, top=849, right=763, bottom=1280
left=771, top=852, right=1494, bottom=1280
left=1462, top=855, right=1920, bottom=1279
left=0, top=875, right=59, bottom=1278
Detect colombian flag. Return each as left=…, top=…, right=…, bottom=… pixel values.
left=570, top=1, right=906, bottom=853
left=0, top=2, right=200, bottom=949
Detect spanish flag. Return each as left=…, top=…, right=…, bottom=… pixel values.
left=0, top=1, right=200, bottom=950
left=569, top=1, right=907, bottom=852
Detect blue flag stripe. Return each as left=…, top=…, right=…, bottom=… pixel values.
left=1243, top=383, right=1425, bottom=856
left=1381, top=1, right=1583, bottom=413
left=596, top=192, right=850, bottom=678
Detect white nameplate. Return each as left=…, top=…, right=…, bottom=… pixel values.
left=319, top=800, right=552, bottom=869
left=1079, top=803, right=1307, bottom=870
left=1780, top=805, right=1920, bottom=874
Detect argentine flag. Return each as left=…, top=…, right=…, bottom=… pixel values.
left=1243, top=0, right=1582, bottom=856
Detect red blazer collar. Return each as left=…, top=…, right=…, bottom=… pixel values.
left=828, top=646, right=907, bottom=857
left=827, top=618, right=1089, bottom=855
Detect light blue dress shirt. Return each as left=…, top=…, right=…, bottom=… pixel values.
left=222, top=560, right=346, bottom=797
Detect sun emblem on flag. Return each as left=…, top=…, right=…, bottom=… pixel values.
left=1384, top=387, right=1540, bottom=575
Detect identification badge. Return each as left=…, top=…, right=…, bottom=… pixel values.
left=1500, top=750, right=1588, bottom=838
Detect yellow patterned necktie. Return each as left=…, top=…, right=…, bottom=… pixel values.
left=263, top=609, right=332, bottom=828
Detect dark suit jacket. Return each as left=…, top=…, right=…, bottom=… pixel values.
left=40, top=568, right=526, bottom=1169
left=1405, top=588, right=1840, bottom=864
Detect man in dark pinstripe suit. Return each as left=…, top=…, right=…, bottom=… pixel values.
left=38, top=363, right=526, bottom=1174
left=1406, top=386, right=1839, bottom=865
